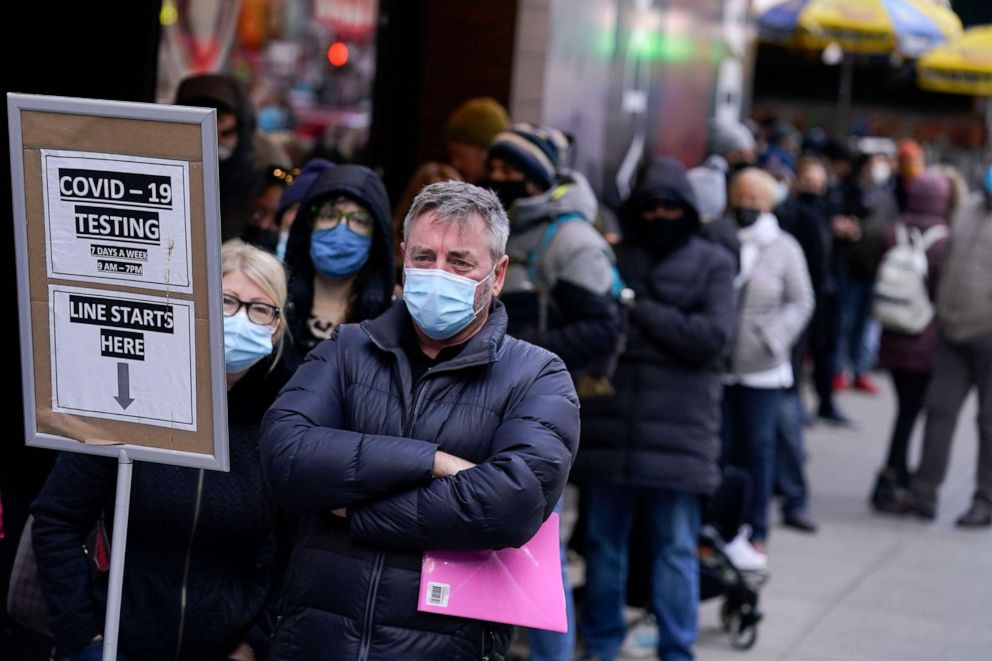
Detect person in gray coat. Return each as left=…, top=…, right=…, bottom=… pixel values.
left=721, top=168, right=814, bottom=560
left=904, top=172, right=992, bottom=527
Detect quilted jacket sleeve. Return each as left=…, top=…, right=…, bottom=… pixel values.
left=31, top=453, right=116, bottom=653
left=259, top=329, right=438, bottom=513
left=348, top=350, right=580, bottom=551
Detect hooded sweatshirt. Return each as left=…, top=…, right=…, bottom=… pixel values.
left=175, top=74, right=257, bottom=241
left=282, top=164, right=395, bottom=367
left=937, top=193, right=992, bottom=343
left=501, top=171, right=621, bottom=371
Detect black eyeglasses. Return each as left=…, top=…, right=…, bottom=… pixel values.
left=223, top=293, right=281, bottom=326
left=312, top=198, right=375, bottom=237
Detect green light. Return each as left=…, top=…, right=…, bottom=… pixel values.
left=659, top=35, right=693, bottom=62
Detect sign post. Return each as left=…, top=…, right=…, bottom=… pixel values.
left=8, top=93, right=228, bottom=661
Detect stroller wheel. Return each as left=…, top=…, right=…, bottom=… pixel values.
left=720, top=600, right=734, bottom=631
left=728, top=613, right=758, bottom=650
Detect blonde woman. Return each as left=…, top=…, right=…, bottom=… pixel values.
left=721, top=168, right=814, bottom=562
left=33, top=240, right=291, bottom=661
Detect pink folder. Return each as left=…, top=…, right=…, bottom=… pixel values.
left=418, top=513, right=567, bottom=632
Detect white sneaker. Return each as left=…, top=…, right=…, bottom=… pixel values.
left=723, top=525, right=768, bottom=572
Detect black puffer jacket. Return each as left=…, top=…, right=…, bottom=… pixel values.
left=282, top=164, right=395, bottom=370
left=573, top=158, right=736, bottom=495
left=260, top=300, right=579, bottom=660
left=31, top=356, right=291, bottom=660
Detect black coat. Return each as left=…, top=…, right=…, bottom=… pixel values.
left=31, top=357, right=291, bottom=659
left=283, top=164, right=396, bottom=370
left=260, top=300, right=579, bottom=660
left=574, top=158, right=736, bottom=495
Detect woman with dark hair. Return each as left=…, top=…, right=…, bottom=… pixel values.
left=281, top=164, right=396, bottom=367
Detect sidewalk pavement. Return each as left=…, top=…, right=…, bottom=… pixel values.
left=696, top=375, right=992, bottom=661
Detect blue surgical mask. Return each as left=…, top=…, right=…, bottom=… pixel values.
left=275, top=230, right=289, bottom=261
left=224, top=312, right=274, bottom=374
left=985, top=166, right=992, bottom=196
left=403, top=266, right=495, bottom=340
left=310, top=224, right=372, bottom=279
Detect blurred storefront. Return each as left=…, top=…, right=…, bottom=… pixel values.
left=157, top=0, right=380, bottom=163
left=513, top=0, right=751, bottom=207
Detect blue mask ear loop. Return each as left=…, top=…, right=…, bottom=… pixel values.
left=471, top=261, right=500, bottom=317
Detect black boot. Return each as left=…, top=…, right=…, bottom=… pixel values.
left=870, top=470, right=908, bottom=514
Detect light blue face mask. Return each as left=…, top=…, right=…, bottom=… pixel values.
left=985, top=166, right=992, bottom=196
left=310, top=224, right=373, bottom=279
left=224, top=312, right=274, bottom=374
left=403, top=266, right=495, bottom=340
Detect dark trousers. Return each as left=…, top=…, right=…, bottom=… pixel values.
left=775, top=389, right=810, bottom=518
left=913, top=332, right=992, bottom=507
left=812, top=293, right=841, bottom=416
left=721, top=385, right=782, bottom=541
left=581, top=484, right=700, bottom=661
left=883, top=369, right=932, bottom=485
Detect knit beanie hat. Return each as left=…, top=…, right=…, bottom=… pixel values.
left=708, top=118, right=756, bottom=158
left=487, top=123, right=565, bottom=190
left=443, top=97, right=511, bottom=150
left=277, top=158, right=334, bottom=218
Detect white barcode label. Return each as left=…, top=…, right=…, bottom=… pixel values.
left=426, top=581, right=450, bottom=607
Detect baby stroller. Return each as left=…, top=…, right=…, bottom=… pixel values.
left=699, top=466, right=766, bottom=650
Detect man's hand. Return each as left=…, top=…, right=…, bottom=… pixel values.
left=227, top=642, right=255, bottom=661
left=332, top=508, right=347, bottom=518
left=432, top=450, right=476, bottom=478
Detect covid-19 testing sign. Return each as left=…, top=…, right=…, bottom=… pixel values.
left=8, top=93, right=229, bottom=471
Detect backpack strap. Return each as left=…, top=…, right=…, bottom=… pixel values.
left=528, top=212, right=584, bottom=333
left=919, top=224, right=948, bottom=251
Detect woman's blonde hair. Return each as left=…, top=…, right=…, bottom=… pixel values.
left=221, top=239, right=289, bottom=366
left=730, top=167, right=779, bottom=212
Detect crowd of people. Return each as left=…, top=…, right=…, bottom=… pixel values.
left=2, top=72, right=990, bottom=661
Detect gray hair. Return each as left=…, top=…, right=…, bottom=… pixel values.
left=402, top=180, right=510, bottom=266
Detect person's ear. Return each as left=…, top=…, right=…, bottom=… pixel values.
left=491, top=254, right=510, bottom=297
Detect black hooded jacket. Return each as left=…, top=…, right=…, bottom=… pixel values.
left=175, top=74, right=257, bottom=241
left=282, top=164, right=395, bottom=369
left=574, top=158, right=737, bottom=494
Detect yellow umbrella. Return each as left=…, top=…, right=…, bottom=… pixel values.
left=759, top=0, right=963, bottom=58
left=917, top=25, right=992, bottom=96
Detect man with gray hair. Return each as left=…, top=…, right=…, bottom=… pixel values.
left=260, top=180, right=580, bottom=660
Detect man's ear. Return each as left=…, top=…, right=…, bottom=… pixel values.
left=491, top=254, right=510, bottom=297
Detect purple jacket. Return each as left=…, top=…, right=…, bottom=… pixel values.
left=877, top=173, right=950, bottom=372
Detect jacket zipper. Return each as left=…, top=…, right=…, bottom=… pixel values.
left=357, top=552, right=386, bottom=661
left=174, top=469, right=205, bottom=661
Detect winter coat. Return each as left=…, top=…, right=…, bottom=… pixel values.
left=877, top=173, right=950, bottom=372
left=175, top=74, right=257, bottom=241
left=31, top=356, right=291, bottom=660
left=575, top=158, right=736, bottom=494
left=501, top=171, right=622, bottom=372
left=259, top=299, right=579, bottom=661
left=730, top=218, right=814, bottom=377
left=937, top=193, right=992, bottom=343
left=282, top=164, right=396, bottom=369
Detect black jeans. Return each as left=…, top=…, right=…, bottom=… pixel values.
left=884, top=369, right=932, bottom=485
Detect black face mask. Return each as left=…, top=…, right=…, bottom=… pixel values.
left=482, top=179, right=531, bottom=210
left=733, top=207, right=762, bottom=228
left=242, top=225, right=280, bottom=253
left=797, top=192, right=823, bottom=205
left=643, top=217, right=694, bottom=254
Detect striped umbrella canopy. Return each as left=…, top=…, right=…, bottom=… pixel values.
left=917, top=25, right=992, bottom=95
left=759, top=0, right=963, bottom=58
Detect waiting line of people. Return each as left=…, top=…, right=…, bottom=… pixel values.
left=13, top=74, right=991, bottom=661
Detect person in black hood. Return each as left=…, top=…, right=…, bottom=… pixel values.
left=282, top=164, right=395, bottom=368
left=175, top=73, right=258, bottom=242
left=576, top=157, right=736, bottom=661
